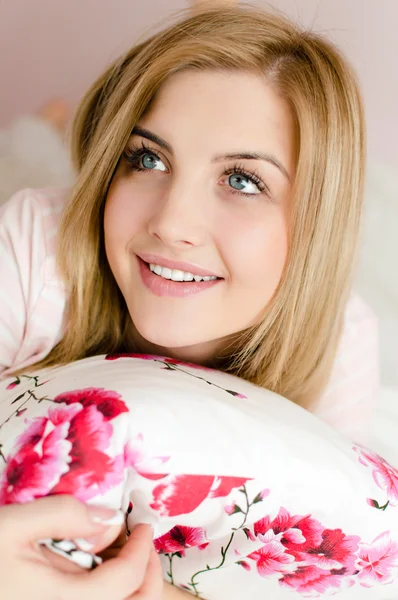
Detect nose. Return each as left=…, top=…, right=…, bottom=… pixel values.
left=148, top=176, right=209, bottom=249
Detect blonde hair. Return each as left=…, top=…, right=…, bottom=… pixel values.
left=28, top=4, right=366, bottom=410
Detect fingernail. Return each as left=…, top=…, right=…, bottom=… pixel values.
left=74, top=538, right=95, bottom=552
left=87, top=506, right=124, bottom=526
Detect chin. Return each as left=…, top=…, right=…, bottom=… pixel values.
left=130, top=314, right=228, bottom=365
left=133, top=317, right=206, bottom=350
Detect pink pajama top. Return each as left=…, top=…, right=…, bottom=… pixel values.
left=0, top=187, right=379, bottom=443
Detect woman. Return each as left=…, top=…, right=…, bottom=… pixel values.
left=0, top=2, right=378, bottom=597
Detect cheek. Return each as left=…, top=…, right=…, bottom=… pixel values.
left=224, top=211, right=289, bottom=291
left=103, top=183, right=139, bottom=283
left=104, top=179, right=154, bottom=258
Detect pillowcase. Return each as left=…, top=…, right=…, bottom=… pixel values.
left=0, top=353, right=397, bottom=599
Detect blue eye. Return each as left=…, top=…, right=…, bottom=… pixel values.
left=224, top=166, right=268, bottom=197
left=228, top=173, right=261, bottom=195
left=123, top=144, right=167, bottom=172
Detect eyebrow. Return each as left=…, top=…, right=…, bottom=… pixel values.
left=131, top=125, right=291, bottom=182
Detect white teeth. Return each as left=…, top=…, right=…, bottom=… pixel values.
left=149, top=263, right=217, bottom=282
left=171, top=269, right=184, bottom=282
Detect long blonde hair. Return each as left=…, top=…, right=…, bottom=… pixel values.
left=28, top=4, right=366, bottom=410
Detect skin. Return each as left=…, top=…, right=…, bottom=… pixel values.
left=105, top=69, right=296, bottom=367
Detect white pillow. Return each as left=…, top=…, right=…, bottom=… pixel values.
left=0, top=354, right=397, bottom=599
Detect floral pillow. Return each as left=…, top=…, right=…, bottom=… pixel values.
left=0, top=354, right=397, bottom=599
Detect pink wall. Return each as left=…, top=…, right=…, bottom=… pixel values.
left=0, top=0, right=397, bottom=168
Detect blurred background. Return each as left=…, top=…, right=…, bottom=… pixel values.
left=0, top=0, right=397, bottom=391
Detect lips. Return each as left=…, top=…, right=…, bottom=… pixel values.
left=137, top=257, right=222, bottom=298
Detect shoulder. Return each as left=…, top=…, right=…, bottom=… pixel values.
left=0, top=186, right=71, bottom=268
left=0, top=186, right=70, bottom=230
left=0, top=188, right=70, bottom=377
left=315, top=293, right=379, bottom=442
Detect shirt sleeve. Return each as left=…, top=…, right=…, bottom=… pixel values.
left=314, top=293, right=380, bottom=444
left=0, top=189, right=46, bottom=376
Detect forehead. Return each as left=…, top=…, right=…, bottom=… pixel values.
left=140, top=69, right=296, bottom=171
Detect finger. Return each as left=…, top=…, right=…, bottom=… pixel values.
left=130, top=547, right=164, bottom=600
left=38, top=524, right=125, bottom=575
left=39, top=545, right=87, bottom=574
left=97, top=526, right=128, bottom=560
left=0, top=496, right=124, bottom=544
left=65, top=524, right=154, bottom=599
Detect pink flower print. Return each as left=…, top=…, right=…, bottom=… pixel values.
left=0, top=388, right=127, bottom=505
left=237, top=560, right=251, bottom=571
left=150, top=475, right=215, bottom=516
left=243, top=527, right=256, bottom=542
left=280, top=516, right=358, bottom=573
left=54, top=388, right=129, bottom=421
left=248, top=540, right=295, bottom=576
left=354, top=446, right=398, bottom=506
left=154, top=525, right=208, bottom=554
left=0, top=404, right=82, bottom=504
left=209, top=476, right=251, bottom=498
left=367, top=498, right=379, bottom=508
left=124, top=434, right=170, bottom=480
left=299, top=529, right=360, bottom=572
left=198, top=542, right=209, bottom=550
left=357, top=531, right=398, bottom=587
left=150, top=474, right=250, bottom=517
left=6, top=381, right=19, bottom=390
left=50, top=403, right=124, bottom=500
left=225, top=503, right=238, bottom=515
left=285, top=515, right=327, bottom=555
left=16, top=416, right=49, bottom=448
left=254, top=508, right=308, bottom=546
left=280, top=565, right=354, bottom=595
left=257, top=488, right=270, bottom=501
left=254, top=509, right=358, bottom=573
left=0, top=446, right=63, bottom=504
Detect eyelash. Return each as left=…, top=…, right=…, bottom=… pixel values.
left=122, top=141, right=271, bottom=199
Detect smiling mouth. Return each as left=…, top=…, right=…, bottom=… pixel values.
left=138, top=258, right=222, bottom=297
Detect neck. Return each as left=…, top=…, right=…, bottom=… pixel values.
left=124, top=322, right=241, bottom=370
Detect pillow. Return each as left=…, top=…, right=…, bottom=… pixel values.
left=0, top=354, right=397, bottom=599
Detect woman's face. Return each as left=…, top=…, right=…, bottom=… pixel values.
left=104, top=69, right=296, bottom=364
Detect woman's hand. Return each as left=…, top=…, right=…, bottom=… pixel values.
left=0, top=495, right=163, bottom=600
left=100, top=530, right=199, bottom=599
